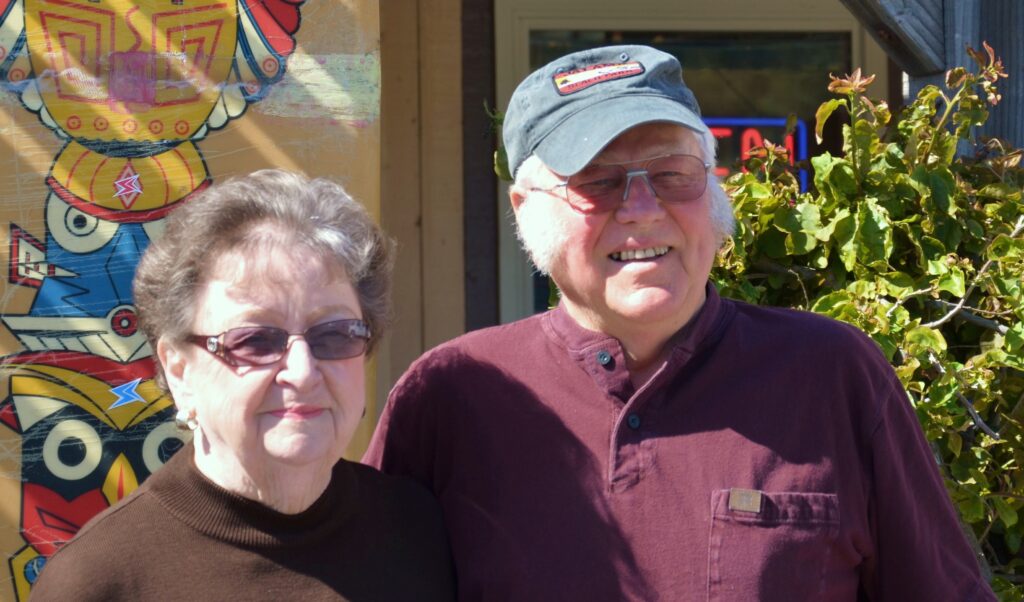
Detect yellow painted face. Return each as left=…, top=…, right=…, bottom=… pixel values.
left=24, top=0, right=239, bottom=142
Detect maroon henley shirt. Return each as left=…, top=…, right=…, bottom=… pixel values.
left=364, top=285, right=993, bottom=601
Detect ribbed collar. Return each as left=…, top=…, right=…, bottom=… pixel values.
left=149, top=443, right=357, bottom=549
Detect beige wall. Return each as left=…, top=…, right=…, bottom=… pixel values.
left=377, top=0, right=465, bottom=416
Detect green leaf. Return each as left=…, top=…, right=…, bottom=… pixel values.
left=1006, top=530, right=1022, bottom=555
left=965, top=219, right=985, bottom=239
left=911, top=165, right=956, bottom=216
left=811, top=291, right=854, bottom=315
left=960, top=495, right=986, bottom=523
left=833, top=212, right=857, bottom=271
left=815, top=98, right=846, bottom=144
left=948, top=431, right=963, bottom=457
left=977, top=183, right=1023, bottom=202
left=773, top=205, right=802, bottom=234
left=494, top=147, right=512, bottom=182
left=871, top=333, right=899, bottom=361
left=758, top=229, right=788, bottom=259
left=993, top=496, right=1018, bottom=528
left=785, top=232, right=817, bottom=255
left=988, top=234, right=1024, bottom=261
left=905, top=326, right=947, bottom=353
left=877, top=271, right=916, bottom=297
left=936, top=266, right=966, bottom=297
left=1006, top=323, right=1024, bottom=355
left=796, top=203, right=822, bottom=232
left=855, top=200, right=894, bottom=265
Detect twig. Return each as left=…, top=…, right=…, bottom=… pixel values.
left=924, top=215, right=1024, bottom=329
left=924, top=299, right=1009, bottom=334
left=929, top=354, right=1001, bottom=440
left=887, top=288, right=932, bottom=317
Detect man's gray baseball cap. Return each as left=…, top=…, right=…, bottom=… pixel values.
left=502, top=45, right=708, bottom=179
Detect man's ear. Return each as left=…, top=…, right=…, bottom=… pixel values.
left=157, top=339, right=192, bottom=410
left=509, top=183, right=528, bottom=216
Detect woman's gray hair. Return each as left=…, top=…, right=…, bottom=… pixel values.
left=134, top=169, right=393, bottom=377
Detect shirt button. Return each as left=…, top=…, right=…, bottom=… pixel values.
left=627, top=413, right=641, bottom=430
left=596, top=350, right=613, bottom=366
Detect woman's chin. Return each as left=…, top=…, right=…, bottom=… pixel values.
left=260, top=424, right=342, bottom=467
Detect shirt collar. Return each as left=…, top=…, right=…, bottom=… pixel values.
left=545, top=281, right=725, bottom=358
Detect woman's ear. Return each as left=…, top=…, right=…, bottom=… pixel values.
left=157, top=339, right=192, bottom=410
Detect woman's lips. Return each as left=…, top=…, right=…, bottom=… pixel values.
left=269, top=407, right=325, bottom=419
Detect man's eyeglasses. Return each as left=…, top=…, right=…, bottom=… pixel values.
left=532, top=153, right=711, bottom=215
left=188, top=319, right=371, bottom=367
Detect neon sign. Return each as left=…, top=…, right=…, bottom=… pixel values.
left=704, top=117, right=809, bottom=190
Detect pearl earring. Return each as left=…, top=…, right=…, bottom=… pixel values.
left=174, top=409, right=198, bottom=431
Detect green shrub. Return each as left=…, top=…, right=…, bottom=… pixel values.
left=712, top=43, right=1023, bottom=597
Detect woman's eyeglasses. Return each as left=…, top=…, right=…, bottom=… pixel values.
left=532, top=153, right=711, bottom=215
left=188, top=319, right=371, bottom=366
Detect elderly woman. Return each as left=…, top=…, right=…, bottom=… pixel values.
left=31, top=170, right=455, bottom=600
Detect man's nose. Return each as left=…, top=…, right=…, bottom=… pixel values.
left=622, top=170, right=659, bottom=203
left=617, top=171, right=664, bottom=221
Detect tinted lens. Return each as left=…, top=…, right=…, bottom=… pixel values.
left=223, top=326, right=289, bottom=364
left=563, top=155, right=708, bottom=213
left=304, top=319, right=369, bottom=360
left=647, top=155, right=708, bottom=202
left=566, top=165, right=626, bottom=213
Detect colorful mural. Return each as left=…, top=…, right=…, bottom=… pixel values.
left=0, top=0, right=305, bottom=597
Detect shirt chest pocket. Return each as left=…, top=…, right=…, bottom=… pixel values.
left=707, top=489, right=840, bottom=601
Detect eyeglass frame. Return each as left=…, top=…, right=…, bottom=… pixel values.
left=528, top=153, right=712, bottom=215
left=186, top=319, right=372, bottom=367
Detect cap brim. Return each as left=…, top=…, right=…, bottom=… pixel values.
left=533, top=96, right=709, bottom=176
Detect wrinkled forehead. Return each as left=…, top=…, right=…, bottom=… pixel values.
left=591, top=122, right=704, bottom=165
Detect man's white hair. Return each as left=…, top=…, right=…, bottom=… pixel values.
left=512, top=126, right=735, bottom=275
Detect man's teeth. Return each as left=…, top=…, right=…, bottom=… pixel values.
left=611, top=246, right=670, bottom=261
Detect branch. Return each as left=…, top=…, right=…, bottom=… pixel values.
left=887, top=288, right=932, bottom=317
left=929, top=354, right=1001, bottom=440
left=924, top=215, right=1024, bottom=329
left=924, top=299, right=1010, bottom=334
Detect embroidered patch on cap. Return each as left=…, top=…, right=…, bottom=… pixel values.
left=553, top=62, right=645, bottom=95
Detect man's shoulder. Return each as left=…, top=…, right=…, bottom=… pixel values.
left=718, top=296, right=898, bottom=395
left=411, top=311, right=550, bottom=369
left=723, top=297, right=875, bottom=349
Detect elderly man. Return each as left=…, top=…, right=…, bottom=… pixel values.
left=365, top=45, right=993, bottom=600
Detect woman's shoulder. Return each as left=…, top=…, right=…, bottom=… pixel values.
left=346, top=460, right=441, bottom=515
left=28, top=490, right=162, bottom=600
left=338, top=461, right=456, bottom=595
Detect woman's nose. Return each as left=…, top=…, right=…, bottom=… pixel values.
left=276, top=337, right=320, bottom=389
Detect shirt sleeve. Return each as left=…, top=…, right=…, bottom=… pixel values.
left=861, top=368, right=995, bottom=601
left=362, top=353, right=445, bottom=492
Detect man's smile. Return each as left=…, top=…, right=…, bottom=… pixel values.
left=609, top=246, right=671, bottom=262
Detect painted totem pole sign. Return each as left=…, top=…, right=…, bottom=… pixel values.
left=0, top=0, right=306, bottom=597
